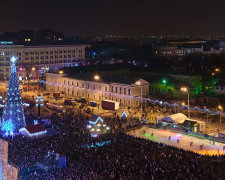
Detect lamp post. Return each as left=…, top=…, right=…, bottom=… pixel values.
left=181, top=87, right=190, bottom=118
left=218, top=105, right=223, bottom=124
left=94, top=75, right=103, bottom=103
left=162, top=79, right=167, bottom=93
left=136, top=81, right=142, bottom=115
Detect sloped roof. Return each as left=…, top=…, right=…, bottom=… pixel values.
left=25, top=124, right=46, bottom=134
left=168, top=113, right=187, bottom=124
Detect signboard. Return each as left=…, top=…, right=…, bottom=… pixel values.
left=0, top=41, right=13, bottom=45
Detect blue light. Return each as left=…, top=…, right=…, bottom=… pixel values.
left=121, top=110, right=128, bottom=118
left=88, top=116, right=104, bottom=125
left=34, top=120, right=38, bottom=125
left=2, top=56, right=26, bottom=133
left=10, top=56, right=17, bottom=63
left=80, top=140, right=111, bottom=148
left=92, top=52, right=96, bottom=56
left=1, top=121, right=14, bottom=136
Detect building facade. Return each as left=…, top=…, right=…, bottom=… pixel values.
left=0, top=43, right=85, bottom=80
left=46, top=73, right=149, bottom=107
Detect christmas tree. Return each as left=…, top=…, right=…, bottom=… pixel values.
left=1, top=57, right=26, bottom=134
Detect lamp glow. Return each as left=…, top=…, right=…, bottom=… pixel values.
left=10, top=56, right=17, bottom=63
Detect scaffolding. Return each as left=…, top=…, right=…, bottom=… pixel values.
left=0, top=139, right=19, bottom=180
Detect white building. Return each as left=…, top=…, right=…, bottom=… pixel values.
left=0, top=43, right=85, bottom=79
left=46, top=73, right=149, bottom=107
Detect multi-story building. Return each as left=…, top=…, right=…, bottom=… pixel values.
left=0, top=43, right=85, bottom=80
left=46, top=72, right=149, bottom=107
left=153, top=45, right=203, bottom=57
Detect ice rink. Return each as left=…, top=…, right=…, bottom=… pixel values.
left=128, top=126, right=225, bottom=155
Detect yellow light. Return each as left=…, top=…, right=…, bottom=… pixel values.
left=182, top=102, right=185, bottom=106
left=94, top=75, right=100, bottom=80
left=181, top=87, right=187, bottom=92
left=59, top=70, right=64, bottom=74
left=218, top=105, right=223, bottom=111
left=32, top=67, right=36, bottom=71
left=136, top=81, right=141, bottom=85
left=215, top=68, right=220, bottom=72
left=212, top=73, right=215, bottom=76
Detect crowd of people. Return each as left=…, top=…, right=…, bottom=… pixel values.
left=2, top=111, right=225, bottom=179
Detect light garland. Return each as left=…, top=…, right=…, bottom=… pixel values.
left=2, top=57, right=26, bottom=134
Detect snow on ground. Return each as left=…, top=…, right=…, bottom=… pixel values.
left=128, top=126, right=225, bottom=155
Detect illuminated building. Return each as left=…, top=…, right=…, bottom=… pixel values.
left=45, top=72, right=149, bottom=107
left=0, top=43, right=85, bottom=80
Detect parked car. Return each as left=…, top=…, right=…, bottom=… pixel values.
left=43, top=93, right=50, bottom=96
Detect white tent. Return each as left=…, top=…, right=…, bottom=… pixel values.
left=168, top=113, right=187, bottom=124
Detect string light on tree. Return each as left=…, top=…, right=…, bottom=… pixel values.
left=1, top=56, right=26, bottom=135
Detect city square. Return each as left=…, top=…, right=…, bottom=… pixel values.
left=1, top=1, right=225, bottom=179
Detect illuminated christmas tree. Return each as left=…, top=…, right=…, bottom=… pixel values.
left=1, top=57, right=26, bottom=134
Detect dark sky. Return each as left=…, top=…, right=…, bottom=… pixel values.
left=1, top=0, right=225, bottom=36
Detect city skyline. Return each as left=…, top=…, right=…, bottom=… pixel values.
left=1, top=0, right=225, bottom=36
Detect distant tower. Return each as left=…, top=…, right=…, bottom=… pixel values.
left=1, top=57, right=26, bottom=134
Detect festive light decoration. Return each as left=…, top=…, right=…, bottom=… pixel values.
left=1, top=120, right=14, bottom=136
left=88, top=116, right=104, bottom=125
left=40, top=80, right=225, bottom=117
left=2, top=57, right=26, bottom=133
left=121, top=110, right=128, bottom=118
left=19, top=128, right=47, bottom=137
left=80, top=140, right=111, bottom=148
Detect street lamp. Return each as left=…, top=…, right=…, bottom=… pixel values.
left=94, top=75, right=103, bottom=102
left=218, top=105, right=223, bottom=124
left=136, top=81, right=143, bottom=115
left=162, top=79, right=167, bottom=92
left=181, top=87, right=190, bottom=118
left=94, top=75, right=100, bottom=81
left=59, top=70, right=64, bottom=74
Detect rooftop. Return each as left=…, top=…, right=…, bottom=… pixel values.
left=66, top=73, right=142, bottom=85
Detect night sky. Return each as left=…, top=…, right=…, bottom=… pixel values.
left=1, top=0, right=225, bottom=36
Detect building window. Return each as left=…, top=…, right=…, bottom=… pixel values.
left=120, top=87, right=122, bottom=94
left=112, top=86, right=113, bottom=92
left=88, top=84, right=89, bottom=89
left=128, top=89, right=131, bottom=95
left=77, top=82, right=79, bottom=87
left=124, top=88, right=126, bottom=95
left=82, top=83, right=84, bottom=88
left=105, top=87, right=107, bottom=91
left=115, top=87, right=117, bottom=93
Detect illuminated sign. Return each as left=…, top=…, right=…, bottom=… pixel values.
left=0, top=41, right=13, bottom=45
